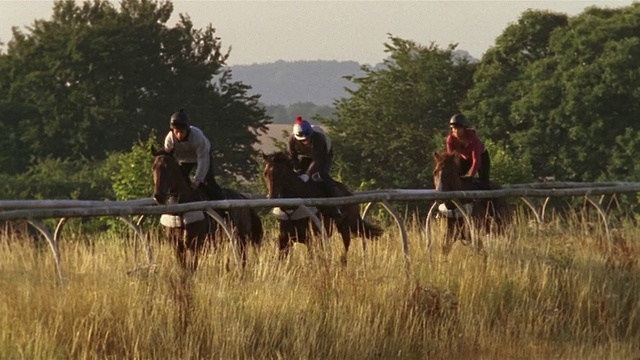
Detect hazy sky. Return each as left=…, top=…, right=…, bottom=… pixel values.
left=0, top=1, right=633, bottom=65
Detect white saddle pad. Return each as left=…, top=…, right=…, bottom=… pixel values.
left=272, top=206, right=318, bottom=221
left=438, top=203, right=473, bottom=219
left=160, top=211, right=205, bottom=228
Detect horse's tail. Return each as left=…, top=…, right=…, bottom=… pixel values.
left=352, top=217, right=384, bottom=239
left=249, top=209, right=264, bottom=245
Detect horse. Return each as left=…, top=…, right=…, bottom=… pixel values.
left=151, top=149, right=263, bottom=273
left=261, top=151, right=384, bottom=264
left=432, top=150, right=511, bottom=255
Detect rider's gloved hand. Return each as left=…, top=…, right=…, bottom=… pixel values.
left=191, top=179, right=202, bottom=190
left=299, top=174, right=310, bottom=182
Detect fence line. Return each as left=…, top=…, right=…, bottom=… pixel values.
left=1, top=181, right=639, bottom=284
left=2, top=182, right=640, bottom=219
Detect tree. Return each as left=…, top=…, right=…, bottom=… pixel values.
left=325, top=36, right=475, bottom=189
left=466, top=5, right=640, bottom=182
left=0, top=0, right=269, bottom=181
left=464, top=10, right=569, bottom=144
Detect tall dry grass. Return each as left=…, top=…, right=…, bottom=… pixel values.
left=1, top=210, right=639, bottom=359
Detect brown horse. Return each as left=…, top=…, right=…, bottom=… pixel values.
left=433, top=150, right=511, bottom=254
left=261, top=151, right=383, bottom=264
left=152, top=150, right=263, bottom=273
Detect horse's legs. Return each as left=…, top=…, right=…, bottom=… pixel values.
left=335, top=218, right=351, bottom=266
left=166, top=227, right=190, bottom=272
left=233, top=237, right=247, bottom=269
left=304, top=219, right=320, bottom=261
left=277, top=220, right=294, bottom=260
left=184, top=221, right=211, bottom=273
left=442, top=218, right=457, bottom=255
left=183, top=242, right=198, bottom=274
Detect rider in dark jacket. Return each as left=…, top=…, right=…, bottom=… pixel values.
left=287, top=116, right=342, bottom=218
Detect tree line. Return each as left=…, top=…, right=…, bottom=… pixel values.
left=327, top=5, right=640, bottom=192
left=0, top=0, right=639, bottom=205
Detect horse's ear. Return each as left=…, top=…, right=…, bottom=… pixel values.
left=433, top=152, right=440, bottom=161
left=150, top=145, right=160, bottom=157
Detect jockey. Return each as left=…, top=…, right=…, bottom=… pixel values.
left=287, top=116, right=342, bottom=219
left=163, top=109, right=226, bottom=201
left=446, top=113, right=491, bottom=190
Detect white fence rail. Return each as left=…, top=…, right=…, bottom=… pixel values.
left=1, top=181, right=639, bottom=283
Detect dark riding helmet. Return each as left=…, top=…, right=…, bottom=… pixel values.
left=170, top=109, right=190, bottom=129
left=449, top=113, right=466, bottom=128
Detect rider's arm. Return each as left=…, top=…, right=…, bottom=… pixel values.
left=192, top=134, right=211, bottom=184
left=287, top=136, right=300, bottom=170
left=467, top=135, right=483, bottom=177
left=163, top=132, right=175, bottom=153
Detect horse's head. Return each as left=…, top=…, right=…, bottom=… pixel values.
left=261, top=151, right=300, bottom=199
left=433, top=150, right=464, bottom=192
left=152, top=152, right=190, bottom=205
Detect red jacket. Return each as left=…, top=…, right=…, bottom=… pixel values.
left=446, top=129, right=485, bottom=176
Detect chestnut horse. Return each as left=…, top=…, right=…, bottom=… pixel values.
left=152, top=150, right=263, bottom=273
left=261, top=151, right=383, bottom=264
left=433, top=150, right=511, bottom=254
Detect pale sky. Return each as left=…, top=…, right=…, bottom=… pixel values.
left=0, top=1, right=633, bottom=66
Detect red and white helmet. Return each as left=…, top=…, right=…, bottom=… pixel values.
left=292, top=116, right=314, bottom=140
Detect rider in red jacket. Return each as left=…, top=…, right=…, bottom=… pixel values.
left=445, top=113, right=491, bottom=189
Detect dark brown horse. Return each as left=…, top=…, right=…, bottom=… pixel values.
left=261, top=151, right=383, bottom=264
left=433, top=150, right=511, bottom=254
left=152, top=150, right=263, bottom=273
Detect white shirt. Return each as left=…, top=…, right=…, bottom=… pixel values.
left=163, top=126, right=211, bottom=183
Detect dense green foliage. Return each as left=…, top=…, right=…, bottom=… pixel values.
left=326, top=37, right=476, bottom=189
left=2, top=1, right=640, bottom=202
left=466, top=6, right=640, bottom=182
left=325, top=5, right=640, bottom=190
left=0, top=0, right=269, bottom=192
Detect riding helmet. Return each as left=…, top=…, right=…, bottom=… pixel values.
left=449, top=113, right=466, bottom=127
left=170, top=109, right=190, bottom=129
left=292, top=116, right=314, bottom=140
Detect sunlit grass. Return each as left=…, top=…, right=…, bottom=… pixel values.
left=1, top=211, right=639, bottom=359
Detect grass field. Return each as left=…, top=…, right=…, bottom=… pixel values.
left=1, top=210, right=639, bottom=359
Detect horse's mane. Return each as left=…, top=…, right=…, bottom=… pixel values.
left=153, top=152, right=181, bottom=173
left=269, top=151, right=293, bottom=164
left=263, top=151, right=298, bottom=174
left=433, top=150, right=459, bottom=173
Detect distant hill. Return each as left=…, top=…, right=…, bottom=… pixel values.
left=228, top=60, right=367, bottom=106
left=254, top=124, right=328, bottom=155
left=228, top=52, right=477, bottom=107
